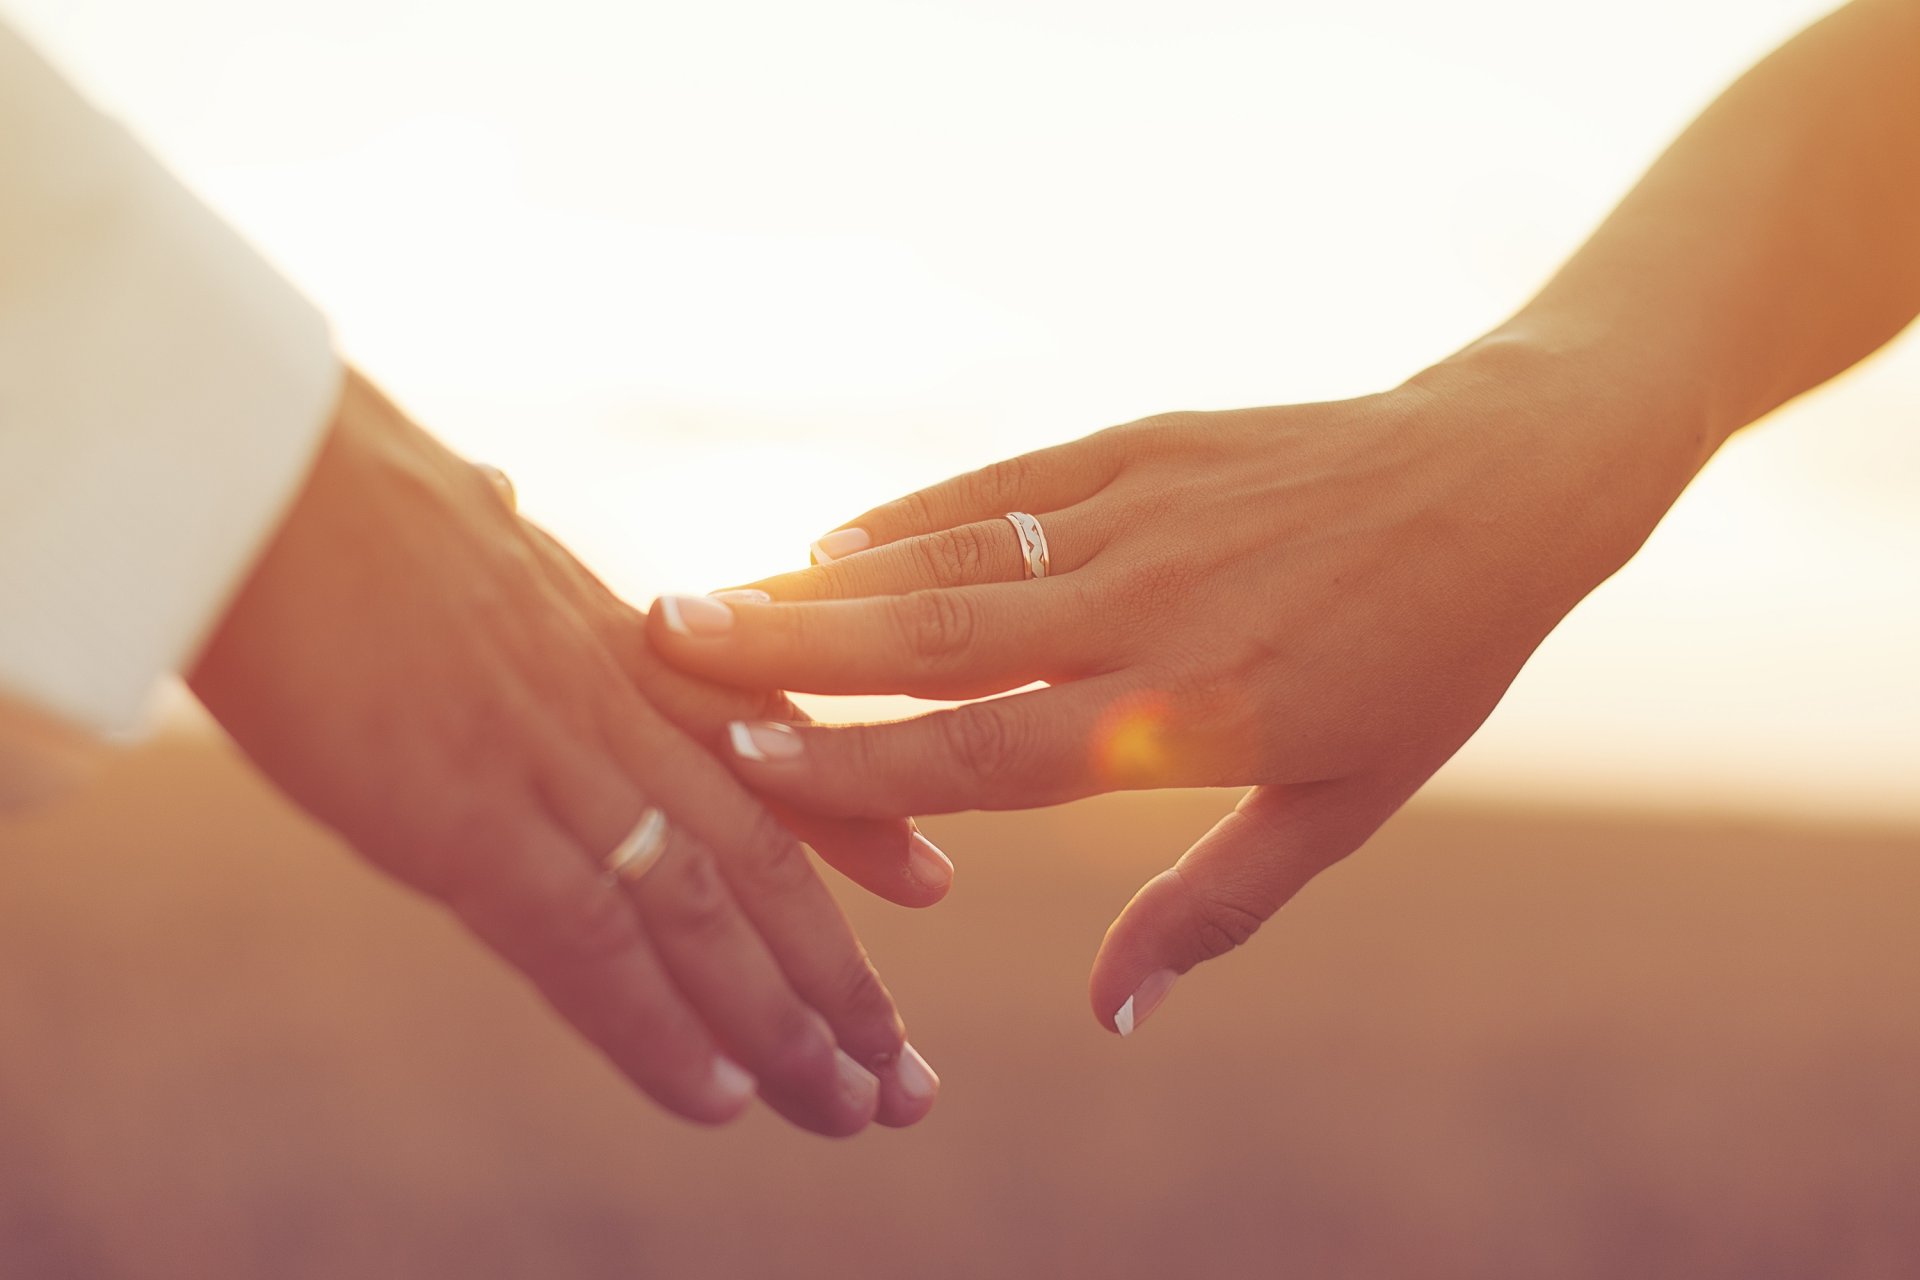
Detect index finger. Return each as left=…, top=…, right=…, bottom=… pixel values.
left=717, top=678, right=1193, bottom=817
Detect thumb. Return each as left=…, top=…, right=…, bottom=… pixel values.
left=1090, top=777, right=1407, bottom=1036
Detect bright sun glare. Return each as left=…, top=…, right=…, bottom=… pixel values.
left=12, top=0, right=1917, bottom=821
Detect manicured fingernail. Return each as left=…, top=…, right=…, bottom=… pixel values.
left=728, top=720, right=804, bottom=763
left=906, top=831, right=954, bottom=891
left=809, top=528, right=871, bottom=564
left=835, top=1049, right=880, bottom=1112
left=1113, top=969, right=1179, bottom=1037
left=893, top=1043, right=939, bottom=1102
left=658, top=595, right=734, bottom=637
left=710, top=588, right=771, bottom=604
left=710, top=1055, right=757, bottom=1104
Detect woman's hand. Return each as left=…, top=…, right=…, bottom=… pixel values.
left=647, top=346, right=1692, bottom=1034
left=191, top=370, right=942, bottom=1135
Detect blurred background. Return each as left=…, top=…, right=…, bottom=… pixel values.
left=2, top=0, right=1916, bottom=1275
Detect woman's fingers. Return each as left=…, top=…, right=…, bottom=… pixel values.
left=717, top=678, right=1179, bottom=818
left=812, top=434, right=1124, bottom=561
left=1087, top=777, right=1411, bottom=1037
left=589, top=705, right=940, bottom=1129
left=743, top=508, right=1094, bottom=603
left=651, top=583, right=1102, bottom=700
left=442, top=815, right=756, bottom=1128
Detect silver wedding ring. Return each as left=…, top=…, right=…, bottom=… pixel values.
left=602, top=807, right=670, bottom=886
left=1004, top=511, right=1051, bottom=580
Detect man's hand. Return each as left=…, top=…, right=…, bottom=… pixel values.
left=190, top=370, right=940, bottom=1135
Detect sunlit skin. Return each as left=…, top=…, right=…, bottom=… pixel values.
left=191, top=370, right=947, bottom=1136
left=650, top=0, right=1920, bottom=1033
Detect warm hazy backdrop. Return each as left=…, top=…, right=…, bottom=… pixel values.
left=10, top=0, right=1917, bottom=820
left=2, top=2, right=1917, bottom=1276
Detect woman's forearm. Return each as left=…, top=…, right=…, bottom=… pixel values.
left=1447, top=0, right=1920, bottom=475
left=1400, top=0, right=1920, bottom=595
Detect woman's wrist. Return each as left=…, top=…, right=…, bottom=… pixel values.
left=1397, top=325, right=1721, bottom=604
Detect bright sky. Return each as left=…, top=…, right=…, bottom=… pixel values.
left=10, top=0, right=1916, bottom=823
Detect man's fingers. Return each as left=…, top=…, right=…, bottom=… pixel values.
left=812, top=434, right=1124, bottom=560
left=621, top=827, right=889, bottom=1137
left=1089, top=778, right=1409, bottom=1036
left=768, top=801, right=953, bottom=909
left=650, top=583, right=1102, bottom=700
left=442, top=814, right=756, bottom=1128
left=745, top=508, right=1096, bottom=603
left=536, top=749, right=885, bottom=1136
left=716, top=678, right=1182, bottom=818
left=589, top=705, right=939, bottom=1128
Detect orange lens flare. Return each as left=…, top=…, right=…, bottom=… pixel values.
left=1092, top=692, right=1176, bottom=788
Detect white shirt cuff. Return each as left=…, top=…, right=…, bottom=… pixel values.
left=0, top=22, right=341, bottom=737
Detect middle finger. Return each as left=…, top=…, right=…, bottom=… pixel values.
left=650, top=578, right=1106, bottom=700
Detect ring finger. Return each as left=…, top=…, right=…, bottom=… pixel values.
left=736, top=504, right=1097, bottom=603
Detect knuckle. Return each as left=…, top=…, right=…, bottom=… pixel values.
left=1113, top=553, right=1197, bottom=618
left=731, top=822, right=819, bottom=898
left=936, top=706, right=1020, bottom=785
left=910, top=525, right=989, bottom=589
left=801, top=565, right=861, bottom=601
left=895, top=589, right=978, bottom=665
left=1118, top=411, right=1203, bottom=461
left=762, top=1008, right=839, bottom=1084
left=412, top=794, right=525, bottom=902
left=1179, top=667, right=1253, bottom=745
left=966, top=453, right=1034, bottom=510
left=1184, top=885, right=1267, bottom=960
left=892, top=486, right=939, bottom=536
left=434, top=692, right=523, bottom=781
left=549, top=880, right=643, bottom=968
left=829, top=957, right=905, bottom=1048
left=650, top=845, right=736, bottom=941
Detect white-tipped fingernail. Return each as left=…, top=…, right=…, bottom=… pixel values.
left=657, top=594, right=734, bottom=637
left=1113, top=969, right=1179, bottom=1037
left=728, top=720, right=804, bottom=763
left=710, top=588, right=771, bottom=604
left=906, top=832, right=953, bottom=891
left=835, top=1049, right=880, bottom=1112
left=711, top=1055, right=757, bottom=1104
left=893, top=1043, right=939, bottom=1102
left=809, top=528, right=871, bottom=564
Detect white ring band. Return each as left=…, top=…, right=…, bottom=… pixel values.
left=602, top=807, right=670, bottom=886
left=1004, top=511, right=1050, bottom=580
